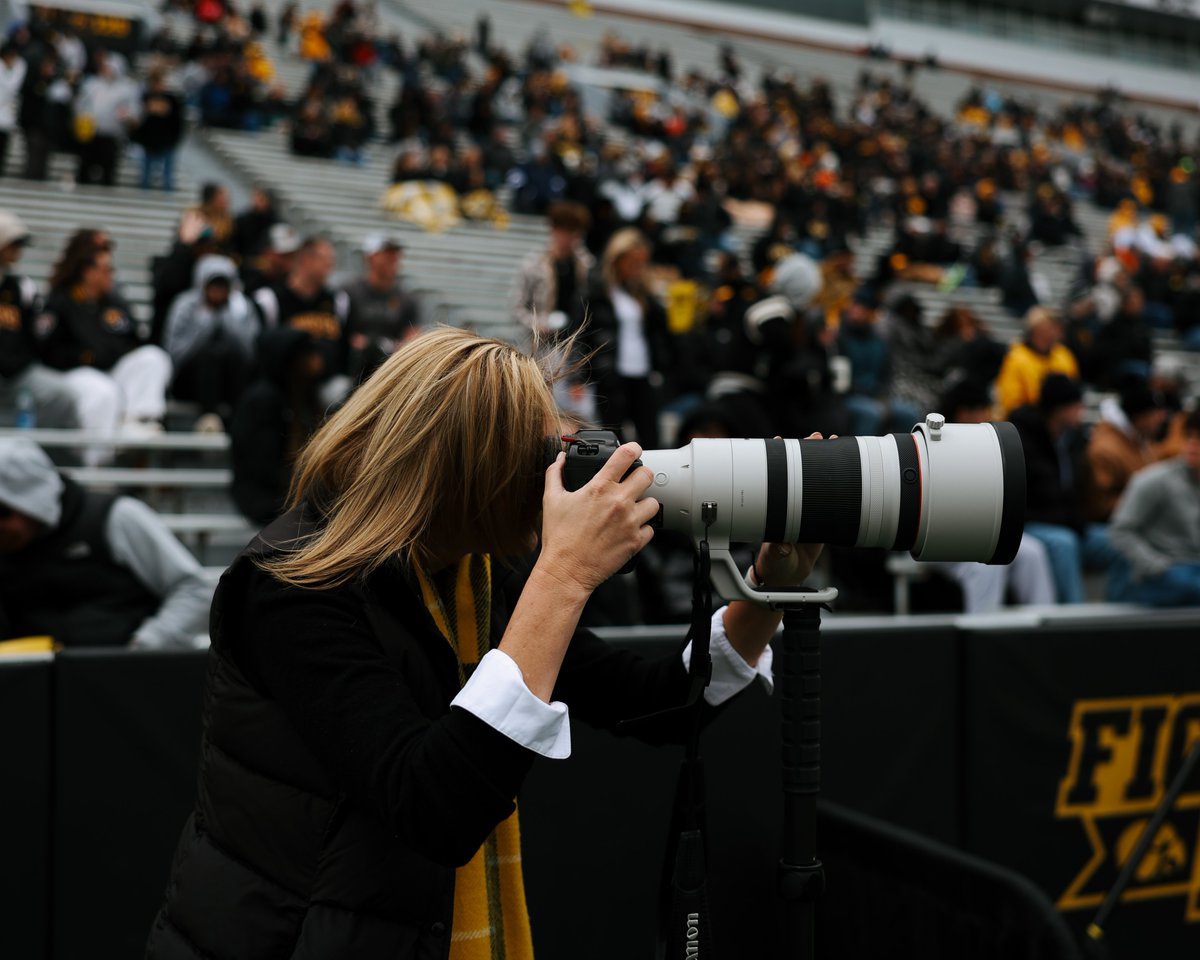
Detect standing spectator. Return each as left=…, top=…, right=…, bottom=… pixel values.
left=74, top=50, right=141, bottom=186
left=1083, top=379, right=1169, bottom=523
left=510, top=201, right=594, bottom=419
left=19, top=49, right=71, bottom=181
left=134, top=67, right=184, bottom=192
left=253, top=235, right=351, bottom=407
left=1107, top=410, right=1200, bottom=606
left=164, top=256, right=260, bottom=431
left=229, top=327, right=325, bottom=525
left=994, top=307, right=1080, bottom=416
left=0, top=212, right=78, bottom=430
left=0, top=43, right=27, bottom=178
left=1012, top=374, right=1112, bottom=603
left=0, top=438, right=211, bottom=648
left=342, top=233, right=420, bottom=382
left=38, top=241, right=173, bottom=453
left=586, top=228, right=670, bottom=448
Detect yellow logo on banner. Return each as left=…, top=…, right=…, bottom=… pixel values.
left=1056, top=695, right=1200, bottom=920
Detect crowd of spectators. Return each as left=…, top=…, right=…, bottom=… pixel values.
left=0, top=0, right=1198, bottom=626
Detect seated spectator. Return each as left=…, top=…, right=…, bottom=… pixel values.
left=290, top=95, right=333, bottom=158
left=929, top=380, right=1055, bottom=612
left=230, top=327, right=325, bottom=525
left=241, top=222, right=300, bottom=295
left=932, top=304, right=1006, bottom=387
left=164, top=256, right=260, bottom=430
left=1083, top=379, right=1168, bottom=523
left=253, top=235, right=351, bottom=408
left=232, top=185, right=281, bottom=263
left=38, top=240, right=172, bottom=456
left=1013, top=374, right=1114, bottom=603
left=186, top=183, right=235, bottom=251
left=836, top=293, right=920, bottom=436
left=134, top=66, right=184, bottom=192
left=0, top=438, right=210, bottom=648
left=1107, top=409, right=1200, bottom=606
left=74, top=49, right=141, bottom=187
left=150, top=210, right=225, bottom=345
left=0, top=212, right=79, bottom=431
left=994, top=307, right=1080, bottom=416
left=342, top=233, right=420, bottom=382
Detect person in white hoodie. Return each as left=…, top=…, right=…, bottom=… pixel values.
left=74, top=49, right=141, bottom=186
left=0, top=43, right=27, bottom=179
left=164, top=255, right=260, bottom=430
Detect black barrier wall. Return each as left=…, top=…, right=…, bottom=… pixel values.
left=963, top=617, right=1200, bottom=956
left=7, top=611, right=1200, bottom=957
left=0, top=655, right=52, bottom=960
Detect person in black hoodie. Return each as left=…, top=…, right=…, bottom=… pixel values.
left=229, top=326, right=324, bottom=525
left=134, top=67, right=184, bottom=192
left=38, top=241, right=172, bottom=455
left=1011, top=373, right=1114, bottom=603
left=18, top=48, right=70, bottom=181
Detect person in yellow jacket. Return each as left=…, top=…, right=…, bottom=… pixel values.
left=994, top=306, right=1080, bottom=416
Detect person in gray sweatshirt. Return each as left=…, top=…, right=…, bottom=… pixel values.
left=164, top=254, right=259, bottom=428
left=1107, top=409, right=1200, bottom=607
left=0, top=438, right=211, bottom=647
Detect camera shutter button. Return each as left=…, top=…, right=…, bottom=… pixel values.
left=654, top=472, right=668, bottom=486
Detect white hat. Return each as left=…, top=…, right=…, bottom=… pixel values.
left=0, top=438, right=63, bottom=528
left=361, top=232, right=403, bottom=255
left=0, top=211, right=31, bottom=250
left=269, top=223, right=301, bottom=254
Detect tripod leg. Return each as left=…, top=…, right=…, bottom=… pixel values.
left=778, top=605, right=826, bottom=959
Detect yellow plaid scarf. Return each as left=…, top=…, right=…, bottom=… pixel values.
left=414, top=554, right=535, bottom=960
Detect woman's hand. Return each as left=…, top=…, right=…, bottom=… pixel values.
left=537, top=442, right=658, bottom=598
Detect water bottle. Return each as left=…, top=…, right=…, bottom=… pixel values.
left=15, top=386, right=36, bottom=429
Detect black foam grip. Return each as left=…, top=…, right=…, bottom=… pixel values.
left=796, top=437, right=862, bottom=546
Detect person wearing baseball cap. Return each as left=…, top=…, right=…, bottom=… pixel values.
left=240, top=222, right=301, bottom=296
left=342, top=232, right=420, bottom=381
left=0, top=211, right=80, bottom=433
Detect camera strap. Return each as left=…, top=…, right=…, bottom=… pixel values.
left=655, top=538, right=718, bottom=960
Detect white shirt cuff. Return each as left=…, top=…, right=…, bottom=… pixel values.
left=450, top=648, right=572, bottom=759
left=682, top=606, right=775, bottom=707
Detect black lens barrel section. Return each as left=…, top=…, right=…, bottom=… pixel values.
left=796, top=437, right=863, bottom=545
left=989, top=421, right=1026, bottom=565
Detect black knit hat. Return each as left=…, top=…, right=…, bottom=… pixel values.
left=1039, top=373, right=1083, bottom=412
left=1119, top=379, right=1165, bottom=418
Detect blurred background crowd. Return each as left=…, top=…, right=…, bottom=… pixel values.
left=1, top=0, right=1200, bottom=651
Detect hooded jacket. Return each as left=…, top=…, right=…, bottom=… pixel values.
left=164, top=255, right=260, bottom=367
left=0, top=439, right=168, bottom=647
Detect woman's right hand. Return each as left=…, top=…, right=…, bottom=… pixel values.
left=537, top=442, right=658, bottom=597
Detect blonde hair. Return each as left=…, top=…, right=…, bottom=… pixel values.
left=601, top=227, right=651, bottom=300
left=262, top=327, right=562, bottom=588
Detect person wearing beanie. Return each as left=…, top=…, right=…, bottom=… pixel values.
left=993, top=307, right=1080, bottom=416
left=1083, top=378, right=1168, bottom=522
left=0, top=211, right=80, bottom=433
left=1107, top=409, right=1200, bottom=606
left=0, top=438, right=210, bottom=648
left=1011, top=373, right=1115, bottom=602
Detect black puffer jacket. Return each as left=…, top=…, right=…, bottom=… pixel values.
left=147, top=505, right=694, bottom=959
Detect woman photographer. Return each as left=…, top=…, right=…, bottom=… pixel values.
left=147, top=327, right=819, bottom=959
